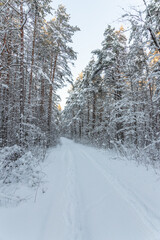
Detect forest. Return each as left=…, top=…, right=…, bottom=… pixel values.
left=0, top=1, right=79, bottom=186
left=62, top=0, right=160, bottom=165
left=0, top=1, right=160, bottom=239
left=0, top=0, right=160, bottom=188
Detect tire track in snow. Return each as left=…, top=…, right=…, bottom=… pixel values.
left=80, top=149, right=160, bottom=240
left=39, top=148, right=68, bottom=240
left=64, top=148, right=83, bottom=240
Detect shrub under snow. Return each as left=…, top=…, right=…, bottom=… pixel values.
left=0, top=145, right=42, bottom=187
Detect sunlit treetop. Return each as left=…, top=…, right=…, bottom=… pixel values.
left=78, top=72, right=83, bottom=80
left=58, top=104, right=62, bottom=112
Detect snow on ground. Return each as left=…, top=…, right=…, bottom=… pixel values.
left=0, top=137, right=160, bottom=240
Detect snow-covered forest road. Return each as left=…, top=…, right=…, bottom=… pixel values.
left=0, top=138, right=160, bottom=240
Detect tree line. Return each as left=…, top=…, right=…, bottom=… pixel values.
left=62, top=0, right=160, bottom=163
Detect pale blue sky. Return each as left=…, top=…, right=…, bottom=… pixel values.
left=49, top=0, right=144, bottom=108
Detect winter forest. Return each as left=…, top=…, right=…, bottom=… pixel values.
left=0, top=0, right=160, bottom=239
left=0, top=1, right=79, bottom=185
left=63, top=0, right=160, bottom=165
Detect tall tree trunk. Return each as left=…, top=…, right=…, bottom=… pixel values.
left=28, top=6, right=37, bottom=104
left=19, top=0, right=25, bottom=146
left=47, top=47, right=59, bottom=146
left=1, top=8, right=11, bottom=146
left=92, top=91, right=96, bottom=142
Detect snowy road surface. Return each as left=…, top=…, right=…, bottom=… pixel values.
left=0, top=138, right=160, bottom=240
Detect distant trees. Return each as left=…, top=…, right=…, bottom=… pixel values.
left=62, top=0, right=160, bottom=163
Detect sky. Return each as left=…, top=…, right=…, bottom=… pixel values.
left=49, top=0, right=144, bottom=109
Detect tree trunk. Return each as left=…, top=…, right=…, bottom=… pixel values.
left=28, top=7, right=37, bottom=104
left=47, top=47, right=59, bottom=146
left=19, top=0, right=25, bottom=146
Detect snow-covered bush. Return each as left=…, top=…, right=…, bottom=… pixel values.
left=113, top=141, right=160, bottom=169
left=0, top=146, right=42, bottom=187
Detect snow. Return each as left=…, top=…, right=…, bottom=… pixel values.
left=0, top=137, right=160, bottom=240
left=2, top=84, right=9, bottom=89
